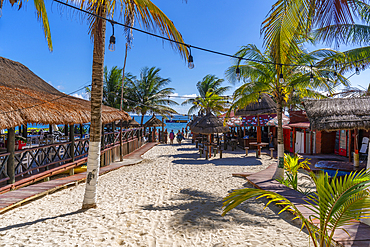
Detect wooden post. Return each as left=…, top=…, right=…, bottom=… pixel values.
left=162, top=117, right=165, bottom=143
left=49, top=124, right=52, bottom=134
left=80, top=124, right=83, bottom=138
left=348, top=130, right=352, bottom=162
left=22, top=125, right=27, bottom=138
left=101, top=125, right=105, bottom=150
left=64, top=124, right=69, bottom=137
left=69, top=124, right=75, bottom=163
left=310, top=130, right=314, bottom=155
left=120, top=120, right=123, bottom=161
left=7, top=127, right=15, bottom=184
left=257, top=115, right=261, bottom=143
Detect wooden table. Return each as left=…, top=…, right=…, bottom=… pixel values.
left=249, top=142, right=269, bottom=158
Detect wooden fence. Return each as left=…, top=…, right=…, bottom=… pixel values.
left=0, top=127, right=146, bottom=193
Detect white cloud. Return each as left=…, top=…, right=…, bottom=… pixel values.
left=183, top=94, right=197, bottom=98
left=56, top=85, right=64, bottom=90
left=72, top=92, right=89, bottom=100
left=170, top=93, right=179, bottom=97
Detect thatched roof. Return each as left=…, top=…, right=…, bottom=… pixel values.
left=120, top=117, right=140, bottom=127
left=0, top=57, right=130, bottom=129
left=235, top=94, right=277, bottom=116
left=303, top=97, right=370, bottom=131
left=191, top=112, right=229, bottom=134
left=144, top=114, right=165, bottom=127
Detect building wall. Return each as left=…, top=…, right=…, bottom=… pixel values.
left=316, top=131, right=336, bottom=154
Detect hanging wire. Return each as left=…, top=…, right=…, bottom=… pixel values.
left=52, top=0, right=370, bottom=69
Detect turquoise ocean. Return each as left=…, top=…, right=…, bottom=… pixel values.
left=26, top=115, right=190, bottom=133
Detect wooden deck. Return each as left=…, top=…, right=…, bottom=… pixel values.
left=0, top=142, right=158, bottom=214
left=240, top=163, right=370, bottom=247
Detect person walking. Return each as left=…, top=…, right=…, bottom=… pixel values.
left=185, top=127, right=188, bottom=138
left=169, top=130, right=175, bottom=145
left=181, top=128, right=185, bottom=139
left=177, top=130, right=184, bottom=144
left=164, top=129, right=168, bottom=144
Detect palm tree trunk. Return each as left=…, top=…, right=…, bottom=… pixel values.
left=82, top=8, right=106, bottom=209
left=119, top=43, right=129, bottom=161
left=274, top=99, right=284, bottom=179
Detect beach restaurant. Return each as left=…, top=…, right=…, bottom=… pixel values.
left=0, top=56, right=135, bottom=188
left=303, top=97, right=370, bottom=170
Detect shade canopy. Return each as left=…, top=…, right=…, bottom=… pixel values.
left=265, top=114, right=290, bottom=127
left=119, top=117, right=140, bottom=128
left=235, top=94, right=277, bottom=116
left=144, top=114, right=165, bottom=127
left=191, top=112, right=229, bottom=134
left=0, top=57, right=130, bottom=129
left=304, top=97, right=370, bottom=131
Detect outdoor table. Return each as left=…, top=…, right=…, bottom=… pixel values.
left=249, top=142, right=269, bottom=158
left=27, top=135, right=40, bottom=145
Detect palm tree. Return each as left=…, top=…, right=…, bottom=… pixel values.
left=182, top=74, right=230, bottom=114
left=102, top=66, right=122, bottom=108
left=261, top=0, right=364, bottom=64
left=187, top=91, right=227, bottom=115
left=222, top=170, right=370, bottom=247
left=2, top=0, right=52, bottom=50
left=76, top=0, right=188, bottom=209
left=225, top=44, right=347, bottom=178
left=126, top=66, right=179, bottom=125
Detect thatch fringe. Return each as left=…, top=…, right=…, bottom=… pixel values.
left=0, top=57, right=130, bottom=129
left=303, top=97, right=370, bottom=131
left=191, top=112, right=229, bottom=134
left=235, top=94, right=277, bottom=116
left=144, top=115, right=165, bottom=127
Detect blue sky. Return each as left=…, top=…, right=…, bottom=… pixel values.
left=1, top=0, right=369, bottom=114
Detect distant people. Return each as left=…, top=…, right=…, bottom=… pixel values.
left=169, top=130, right=175, bottom=145
left=185, top=127, right=189, bottom=138
left=177, top=130, right=184, bottom=144
left=269, top=132, right=274, bottom=148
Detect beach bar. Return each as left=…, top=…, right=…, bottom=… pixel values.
left=0, top=57, right=143, bottom=190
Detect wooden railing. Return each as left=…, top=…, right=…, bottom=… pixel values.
left=0, top=127, right=146, bottom=192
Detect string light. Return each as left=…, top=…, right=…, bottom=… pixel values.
left=108, top=22, right=116, bottom=52
left=258, top=91, right=262, bottom=103
left=356, top=66, right=360, bottom=75
left=333, top=71, right=338, bottom=81
left=236, top=57, right=242, bottom=81
left=309, top=66, right=314, bottom=83
left=51, top=0, right=370, bottom=71
left=188, top=46, right=194, bottom=69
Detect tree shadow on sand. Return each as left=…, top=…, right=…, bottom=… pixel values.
left=0, top=209, right=87, bottom=232
left=160, top=152, right=264, bottom=167
left=141, top=188, right=305, bottom=235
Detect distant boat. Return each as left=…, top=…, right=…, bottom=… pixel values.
left=165, top=120, right=188, bottom=123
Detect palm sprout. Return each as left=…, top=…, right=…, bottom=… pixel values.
left=223, top=170, right=370, bottom=247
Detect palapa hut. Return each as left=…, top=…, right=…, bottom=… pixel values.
left=0, top=56, right=130, bottom=130
left=235, top=94, right=277, bottom=147
left=192, top=112, right=228, bottom=158
left=120, top=117, right=140, bottom=128
left=144, top=114, right=165, bottom=142
left=144, top=114, right=165, bottom=127
left=304, top=97, right=370, bottom=168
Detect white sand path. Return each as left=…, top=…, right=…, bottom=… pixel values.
left=0, top=140, right=309, bottom=246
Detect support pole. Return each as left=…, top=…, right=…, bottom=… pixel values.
left=7, top=127, right=15, bottom=184
left=120, top=120, right=123, bottom=161
left=69, top=124, right=75, bottom=162
left=22, top=125, right=27, bottom=138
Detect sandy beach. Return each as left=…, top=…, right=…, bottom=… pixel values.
left=0, top=140, right=309, bottom=246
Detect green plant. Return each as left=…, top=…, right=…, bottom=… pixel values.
left=222, top=170, right=370, bottom=247
left=276, top=153, right=311, bottom=194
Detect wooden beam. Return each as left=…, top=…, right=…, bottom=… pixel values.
left=7, top=127, right=15, bottom=184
